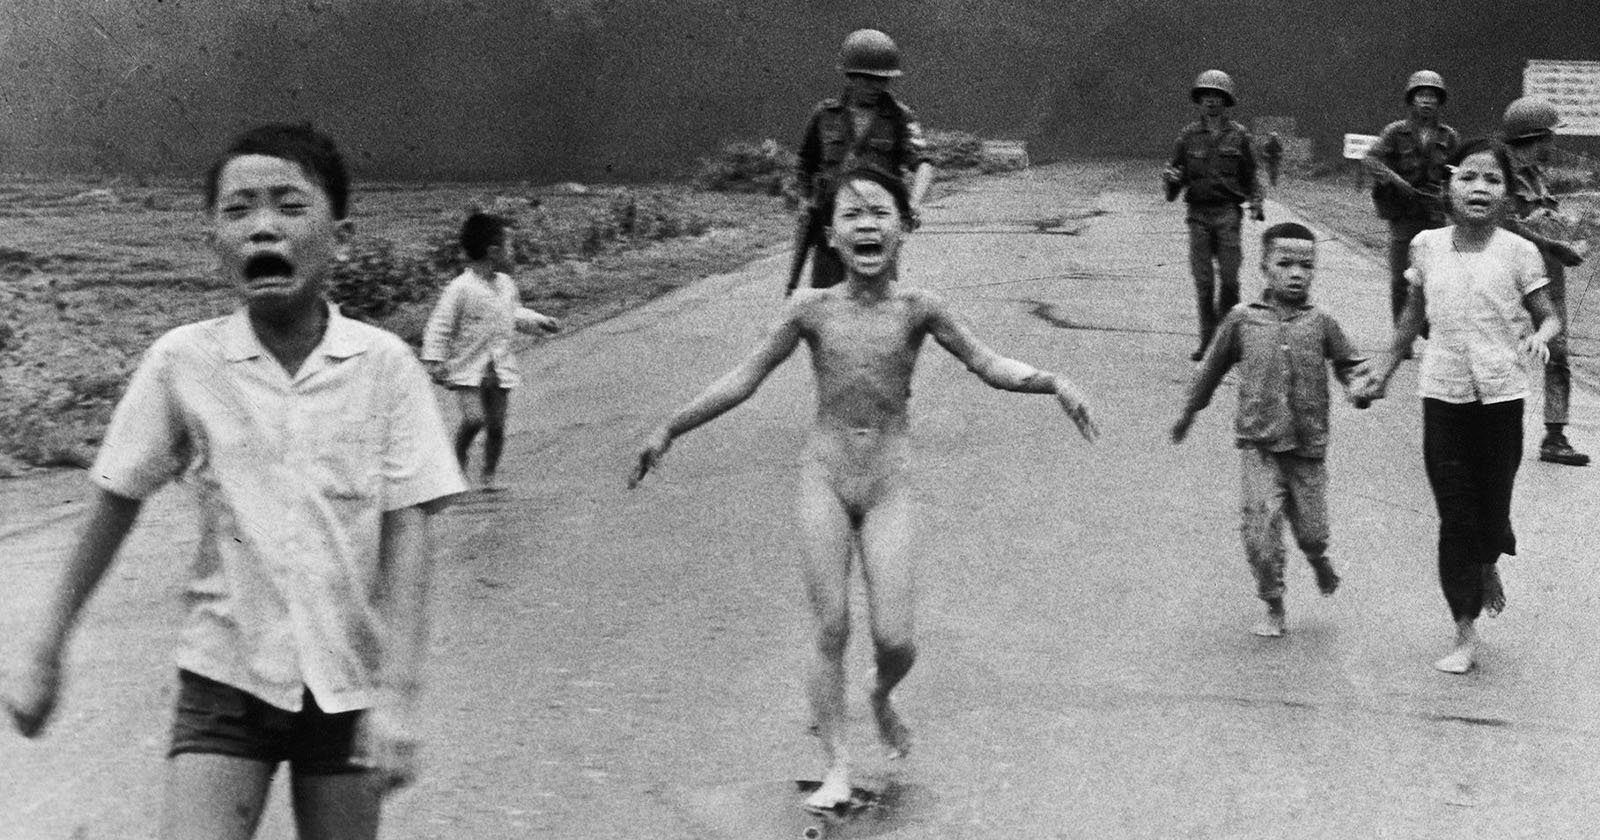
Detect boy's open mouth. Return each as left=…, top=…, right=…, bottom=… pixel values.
left=853, top=242, right=884, bottom=257
left=244, top=253, right=295, bottom=281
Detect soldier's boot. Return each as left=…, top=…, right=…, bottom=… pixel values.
left=1540, top=429, right=1590, bottom=466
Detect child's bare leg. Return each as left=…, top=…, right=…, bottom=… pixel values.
left=859, top=483, right=916, bottom=758
left=159, top=753, right=274, bottom=840
left=452, top=388, right=487, bottom=470
left=1252, top=598, right=1286, bottom=638
left=292, top=770, right=384, bottom=840
left=797, top=461, right=855, bottom=809
left=480, top=386, right=509, bottom=489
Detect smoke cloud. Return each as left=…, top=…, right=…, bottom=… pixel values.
left=1, top=0, right=1595, bottom=181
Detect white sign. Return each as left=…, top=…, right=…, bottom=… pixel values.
left=1342, top=133, right=1379, bottom=160
left=1524, top=59, right=1600, bottom=136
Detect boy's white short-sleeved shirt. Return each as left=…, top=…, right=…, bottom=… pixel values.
left=1406, top=227, right=1549, bottom=405
left=92, top=304, right=467, bottom=713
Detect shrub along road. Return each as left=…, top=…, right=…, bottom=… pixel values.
left=4, top=160, right=1600, bottom=838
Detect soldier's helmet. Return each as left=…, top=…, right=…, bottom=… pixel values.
left=1190, top=70, right=1236, bottom=106
left=839, top=29, right=903, bottom=78
left=1405, top=70, right=1447, bottom=105
left=1501, top=96, right=1562, bottom=142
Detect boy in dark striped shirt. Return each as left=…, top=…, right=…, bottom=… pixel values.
left=1172, top=222, right=1368, bottom=637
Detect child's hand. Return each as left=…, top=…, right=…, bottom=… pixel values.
left=1053, top=381, right=1099, bottom=443
left=351, top=700, right=422, bottom=793
left=1161, top=166, right=1183, bottom=185
left=1170, top=414, right=1194, bottom=444
left=628, top=428, right=673, bottom=488
left=4, top=652, right=62, bottom=739
left=515, top=308, right=562, bottom=334
left=423, top=360, right=446, bottom=384
left=1349, top=371, right=1387, bottom=404
left=1520, top=333, right=1551, bottom=365
left=1343, top=362, right=1374, bottom=408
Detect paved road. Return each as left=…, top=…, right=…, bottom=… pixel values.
left=4, top=161, right=1600, bottom=839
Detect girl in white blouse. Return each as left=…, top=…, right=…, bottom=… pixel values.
left=1357, top=137, right=1561, bottom=674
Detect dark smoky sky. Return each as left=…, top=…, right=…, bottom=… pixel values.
left=1, top=0, right=1597, bottom=182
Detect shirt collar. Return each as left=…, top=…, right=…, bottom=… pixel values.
left=1249, top=299, right=1314, bottom=318
left=221, top=302, right=370, bottom=363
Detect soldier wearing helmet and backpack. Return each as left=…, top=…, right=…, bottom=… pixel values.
left=788, top=29, right=935, bottom=294
left=1163, top=69, right=1265, bottom=360
left=1500, top=95, right=1590, bottom=465
left=1364, top=70, right=1460, bottom=330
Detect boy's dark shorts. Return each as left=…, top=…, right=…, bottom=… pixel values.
left=169, top=670, right=365, bottom=775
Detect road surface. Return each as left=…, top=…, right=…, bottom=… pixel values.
left=4, top=160, right=1600, bottom=839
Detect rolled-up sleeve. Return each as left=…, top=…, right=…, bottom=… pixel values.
left=1514, top=237, right=1550, bottom=297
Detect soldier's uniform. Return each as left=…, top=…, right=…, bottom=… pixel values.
left=1365, top=71, right=1458, bottom=324
left=1510, top=162, right=1576, bottom=430
left=796, top=92, right=930, bottom=288
left=1500, top=95, right=1588, bottom=465
left=1168, top=116, right=1262, bottom=353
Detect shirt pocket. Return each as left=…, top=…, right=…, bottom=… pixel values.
left=308, top=409, right=382, bottom=503
left=1215, top=147, right=1243, bottom=177
left=821, top=128, right=849, bottom=164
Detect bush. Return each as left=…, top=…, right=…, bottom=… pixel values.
left=924, top=129, right=985, bottom=170
left=326, top=238, right=441, bottom=321
left=0, top=345, right=132, bottom=468
left=694, top=139, right=797, bottom=197
left=1546, top=165, right=1599, bottom=194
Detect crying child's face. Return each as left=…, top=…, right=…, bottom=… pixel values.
left=827, top=178, right=904, bottom=279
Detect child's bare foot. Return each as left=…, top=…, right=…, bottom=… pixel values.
left=1482, top=565, right=1505, bottom=617
left=1434, top=645, right=1475, bottom=674
left=870, top=693, right=912, bottom=759
left=480, top=473, right=507, bottom=493
left=803, top=767, right=854, bottom=812
left=1435, top=618, right=1478, bottom=673
left=1251, top=614, right=1286, bottom=637
left=1251, top=599, right=1286, bottom=637
left=1310, top=557, right=1340, bottom=596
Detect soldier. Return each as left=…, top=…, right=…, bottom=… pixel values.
left=788, top=29, right=935, bottom=294
left=1163, top=69, right=1265, bottom=361
left=1262, top=132, right=1285, bottom=186
left=1500, top=96, right=1590, bottom=466
left=1363, top=70, right=1460, bottom=328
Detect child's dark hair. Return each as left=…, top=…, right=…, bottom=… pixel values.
left=204, top=123, right=351, bottom=219
left=1445, top=136, right=1515, bottom=189
left=1260, top=221, right=1316, bottom=251
left=823, top=165, right=914, bottom=227
left=459, top=212, right=508, bottom=260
